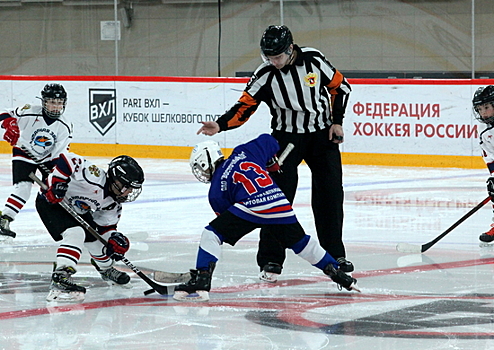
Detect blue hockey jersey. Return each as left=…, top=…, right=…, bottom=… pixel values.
left=208, top=133, right=297, bottom=225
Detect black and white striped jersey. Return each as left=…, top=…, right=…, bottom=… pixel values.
left=217, top=45, right=351, bottom=134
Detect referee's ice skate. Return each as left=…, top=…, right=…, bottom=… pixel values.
left=258, top=262, right=282, bottom=283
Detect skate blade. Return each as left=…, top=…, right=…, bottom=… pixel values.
left=349, top=284, right=362, bottom=293
left=0, top=236, right=14, bottom=244
left=46, top=290, right=86, bottom=302
left=479, top=242, right=494, bottom=248
left=258, top=271, right=279, bottom=283
left=106, top=281, right=133, bottom=289
left=173, top=290, right=209, bottom=302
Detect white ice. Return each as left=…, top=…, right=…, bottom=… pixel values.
left=0, top=154, right=493, bottom=350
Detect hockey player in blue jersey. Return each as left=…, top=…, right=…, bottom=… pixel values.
left=173, top=134, right=358, bottom=301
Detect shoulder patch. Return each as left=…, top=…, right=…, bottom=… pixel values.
left=88, top=165, right=101, bottom=177
left=304, top=72, right=318, bottom=87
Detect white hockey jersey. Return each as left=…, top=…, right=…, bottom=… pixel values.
left=49, top=152, right=123, bottom=230
left=2, top=104, right=73, bottom=163
left=479, top=124, right=494, bottom=175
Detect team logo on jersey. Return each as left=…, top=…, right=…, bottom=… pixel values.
left=29, top=129, right=57, bottom=157
left=89, top=88, right=117, bottom=136
left=34, top=135, right=53, bottom=148
left=74, top=200, right=91, bottom=212
left=304, top=73, right=318, bottom=87
left=88, top=165, right=101, bottom=177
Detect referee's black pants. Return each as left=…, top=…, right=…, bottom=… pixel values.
left=256, top=128, right=345, bottom=269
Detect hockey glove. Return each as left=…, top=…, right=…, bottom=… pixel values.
left=266, top=156, right=281, bottom=173
left=487, top=177, right=494, bottom=200
left=44, top=177, right=68, bottom=204
left=106, top=232, right=130, bottom=261
left=1, top=117, right=20, bottom=146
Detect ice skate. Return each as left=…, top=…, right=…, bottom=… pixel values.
left=91, top=259, right=131, bottom=288
left=46, top=265, right=86, bottom=302
left=0, top=214, right=16, bottom=240
left=479, top=224, right=494, bottom=245
left=336, top=257, right=354, bottom=273
left=258, top=262, right=282, bottom=283
left=173, top=263, right=215, bottom=301
left=323, top=264, right=360, bottom=292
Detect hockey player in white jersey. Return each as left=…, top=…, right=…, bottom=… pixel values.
left=35, top=153, right=145, bottom=302
left=0, top=83, right=73, bottom=240
left=473, top=85, right=494, bottom=244
left=173, top=134, right=358, bottom=301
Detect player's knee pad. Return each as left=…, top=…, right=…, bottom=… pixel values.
left=291, top=235, right=326, bottom=265
left=85, top=238, right=113, bottom=268
left=13, top=181, right=33, bottom=200
left=199, top=227, right=223, bottom=260
left=61, top=226, right=86, bottom=244
left=56, top=227, right=86, bottom=266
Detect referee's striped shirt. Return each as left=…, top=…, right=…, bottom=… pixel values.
left=216, top=45, right=351, bottom=134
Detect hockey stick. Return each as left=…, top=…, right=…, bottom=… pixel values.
left=278, top=143, right=294, bottom=166
left=29, top=172, right=178, bottom=295
left=18, top=145, right=187, bottom=286
left=396, top=196, right=491, bottom=253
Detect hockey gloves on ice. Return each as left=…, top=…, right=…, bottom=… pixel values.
left=487, top=177, right=494, bottom=200
left=106, top=232, right=130, bottom=261
left=1, top=117, right=20, bottom=146
left=44, top=177, right=68, bottom=204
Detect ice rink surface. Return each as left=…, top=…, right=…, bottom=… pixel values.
left=0, top=153, right=493, bottom=350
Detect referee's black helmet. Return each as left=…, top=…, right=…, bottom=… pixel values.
left=260, top=25, right=293, bottom=56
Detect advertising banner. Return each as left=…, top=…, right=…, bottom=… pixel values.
left=0, top=77, right=490, bottom=158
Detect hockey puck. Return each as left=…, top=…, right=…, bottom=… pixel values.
left=333, top=135, right=343, bottom=141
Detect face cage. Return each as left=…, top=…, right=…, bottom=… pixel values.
left=42, top=98, right=67, bottom=119
left=112, top=182, right=143, bottom=203
left=473, top=102, right=494, bottom=125
left=191, top=164, right=211, bottom=183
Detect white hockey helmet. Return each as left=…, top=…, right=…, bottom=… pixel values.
left=189, top=140, right=224, bottom=183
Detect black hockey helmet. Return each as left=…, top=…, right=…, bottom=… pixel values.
left=40, top=83, right=67, bottom=119
left=472, top=85, right=494, bottom=124
left=107, top=155, right=145, bottom=203
left=260, top=25, right=293, bottom=57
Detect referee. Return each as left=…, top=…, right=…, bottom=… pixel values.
left=197, top=25, right=353, bottom=280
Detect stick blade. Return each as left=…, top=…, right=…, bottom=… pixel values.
left=396, top=243, right=423, bottom=254
left=153, top=271, right=190, bottom=284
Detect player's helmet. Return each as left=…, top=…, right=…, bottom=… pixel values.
left=41, top=83, right=67, bottom=119
left=189, top=141, right=224, bottom=183
left=473, top=85, right=494, bottom=124
left=107, top=155, right=145, bottom=203
left=260, top=25, right=293, bottom=57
